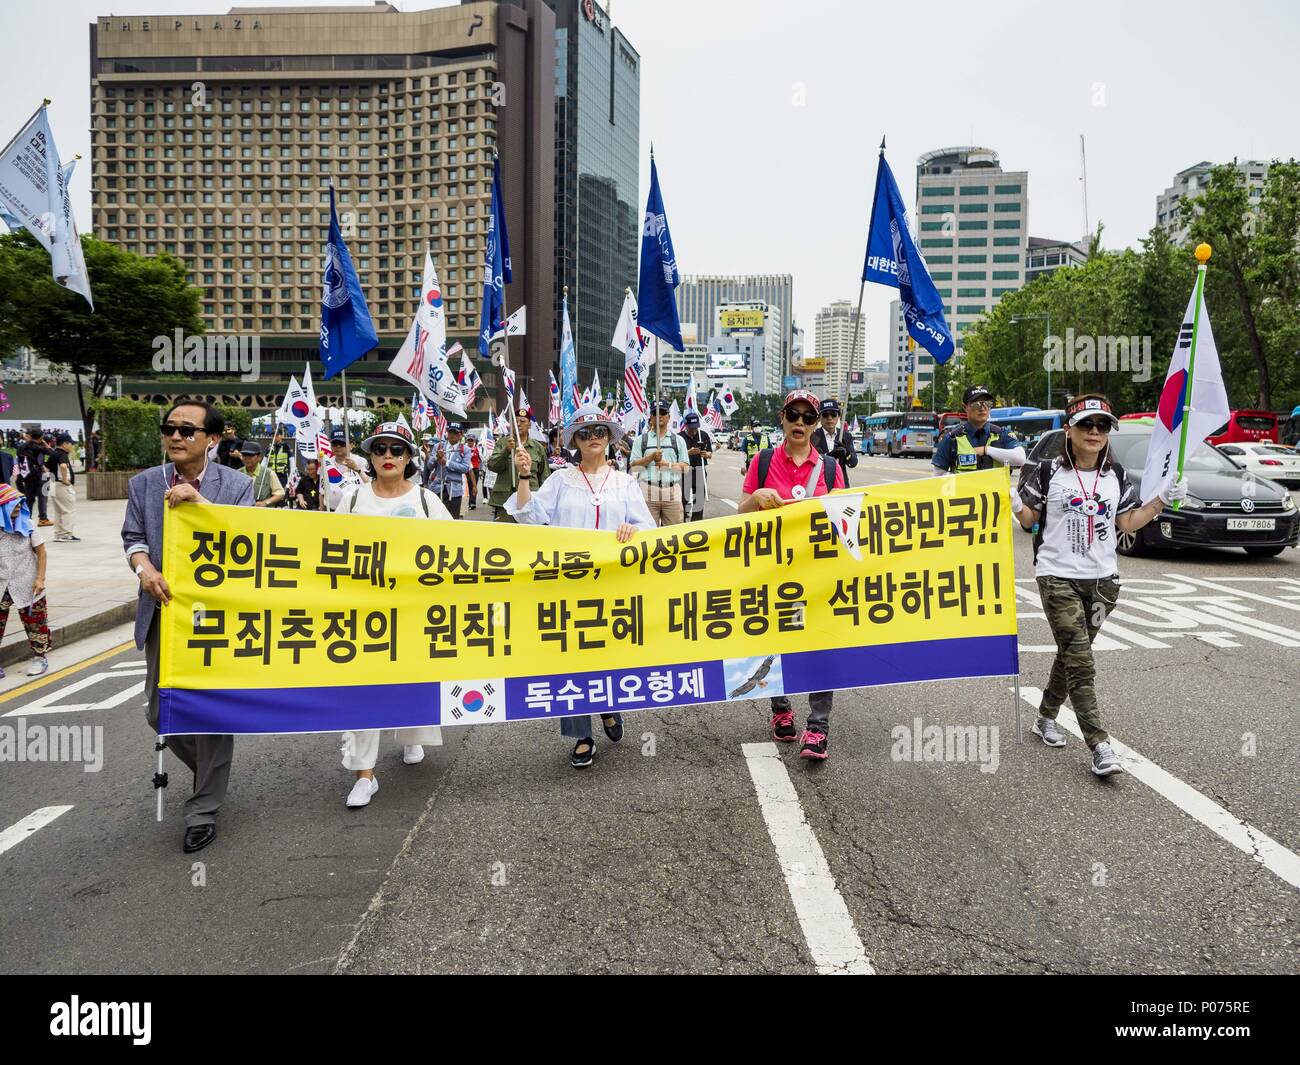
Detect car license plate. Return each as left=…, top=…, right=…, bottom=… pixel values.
left=1227, top=517, right=1275, bottom=530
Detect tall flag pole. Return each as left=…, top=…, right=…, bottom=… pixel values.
left=853, top=138, right=956, bottom=403
left=320, top=184, right=379, bottom=420
left=637, top=146, right=683, bottom=409
left=560, top=286, right=578, bottom=425
left=1141, top=242, right=1230, bottom=511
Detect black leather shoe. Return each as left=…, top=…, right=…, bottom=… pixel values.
left=183, top=824, right=216, bottom=853
left=601, top=715, right=624, bottom=742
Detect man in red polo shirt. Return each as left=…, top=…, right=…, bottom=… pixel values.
left=739, top=388, right=845, bottom=760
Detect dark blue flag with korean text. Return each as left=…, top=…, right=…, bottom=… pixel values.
left=479, top=161, right=506, bottom=357
left=637, top=156, right=684, bottom=352
left=862, top=153, right=955, bottom=363
left=319, top=186, right=379, bottom=378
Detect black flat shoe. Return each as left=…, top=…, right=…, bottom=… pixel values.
left=601, top=715, right=624, bottom=742
left=571, top=739, right=594, bottom=768
left=183, top=824, right=216, bottom=853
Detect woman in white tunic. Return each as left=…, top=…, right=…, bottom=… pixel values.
left=506, top=405, right=656, bottom=768
left=337, top=420, right=454, bottom=808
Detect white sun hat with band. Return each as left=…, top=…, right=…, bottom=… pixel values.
left=561, top=403, right=625, bottom=448
left=1065, top=395, right=1120, bottom=430
left=360, top=414, right=417, bottom=453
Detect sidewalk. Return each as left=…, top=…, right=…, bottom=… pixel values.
left=0, top=486, right=138, bottom=667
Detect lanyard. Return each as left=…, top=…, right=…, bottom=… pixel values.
left=579, top=466, right=613, bottom=529
left=1072, top=463, right=1103, bottom=546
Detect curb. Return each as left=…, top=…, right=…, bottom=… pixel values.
left=0, top=600, right=137, bottom=667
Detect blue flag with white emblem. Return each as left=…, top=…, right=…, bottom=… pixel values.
left=319, top=186, right=378, bottom=378
left=862, top=152, right=955, bottom=364
left=479, top=161, right=506, bottom=357
left=637, top=156, right=684, bottom=352
left=493, top=155, right=512, bottom=285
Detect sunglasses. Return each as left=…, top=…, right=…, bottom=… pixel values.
left=782, top=408, right=818, bottom=426
left=160, top=422, right=203, bottom=439
left=574, top=426, right=610, bottom=441
left=1075, top=419, right=1112, bottom=434
left=370, top=442, right=409, bottom=457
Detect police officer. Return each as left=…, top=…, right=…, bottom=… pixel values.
left=931, top=385, right=1026, bottom=475
left=811, top=398, right=858, bottom=486
left=740, top=419, right=770, bottom=475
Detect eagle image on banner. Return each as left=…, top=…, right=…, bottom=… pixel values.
left=388, top=253, right=466, bottom=417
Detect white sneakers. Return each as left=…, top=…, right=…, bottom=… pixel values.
left=27, top=657, right=49, bottom=677
left=346, top=775, right=379, bottom=808
left=402, top=744, right=426, bottom=765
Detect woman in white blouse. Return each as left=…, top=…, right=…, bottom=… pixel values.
left=338, top=419, right=453, bottom=808
left=507, top=404, right=656, bottom=769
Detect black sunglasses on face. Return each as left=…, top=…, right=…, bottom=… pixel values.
left=160, top=422, right=202, bottom=439
left=1076, top=419, right=1112, bottom=434
left=783, top=408, right=818, bottom=426
left=575, top=426, right=609, bottom=441
left=370, top=442, right=409, bottom=457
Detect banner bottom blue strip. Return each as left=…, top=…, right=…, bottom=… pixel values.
left=158, top=634, right=1019, bottom=735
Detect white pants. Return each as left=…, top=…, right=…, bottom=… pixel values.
left=340, top=727, right=443, bottom=772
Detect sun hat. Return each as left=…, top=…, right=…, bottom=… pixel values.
left=562, top=404, right=625, bottom=448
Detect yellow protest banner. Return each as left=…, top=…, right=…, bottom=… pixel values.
left=158, top=469, right=1018, bottom=733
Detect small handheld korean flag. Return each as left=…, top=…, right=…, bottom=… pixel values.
left=820, top=493, right=865, bottom=561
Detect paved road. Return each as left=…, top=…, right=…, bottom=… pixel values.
left=1, top=450, right=1297, bottom=974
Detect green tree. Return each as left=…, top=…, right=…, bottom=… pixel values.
left=0, top=230, right=204, bottom=443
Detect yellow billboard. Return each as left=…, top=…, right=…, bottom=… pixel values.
left=719, top=309, right=765, bottom=331
left=799, top=357, right=827, bottom=372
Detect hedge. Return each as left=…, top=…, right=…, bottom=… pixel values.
left=93, top=398, right=165, bottom=471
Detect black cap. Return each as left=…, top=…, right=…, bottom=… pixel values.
left=819, top=398, right=841, bottom=415
left=55, top=432, right=74, bottom=445
left=239, top=441, right=263, bottom=456
left=962, top=385, right=994, bottom=405
left=749, top=419, right=760, bottom=427
left=651, top=400, right=671, bottom=415
left=446, top=422, right=463, bottom=434
left=330, top=431, right=347, bottom=443
left=682, top=412, right=700, bottom=426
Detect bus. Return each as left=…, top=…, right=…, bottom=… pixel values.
left=1123, top=409, right=1278, bottom=445
left=999, top=409, right=1066, bottom=449
left=863, top=411, right=939, bottom=458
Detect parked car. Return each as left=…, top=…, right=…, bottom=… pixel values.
left=1025, top=426, right=1300, bottom=558
left=1216, top=441, right=1300, bottom=489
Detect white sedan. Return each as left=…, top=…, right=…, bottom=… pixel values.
left=1217, top=442, right=1300, bottom=488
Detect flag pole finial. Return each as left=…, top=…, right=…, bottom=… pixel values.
left=1195, top=242, right=1212, bottom=264
left=879, top=136, right=886, bottom=154
left=42, top=98, right=51, bottom=107
left=563, top=285, right=569, bottom=296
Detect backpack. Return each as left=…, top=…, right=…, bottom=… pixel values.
left=1022, top=454, right=1127, bottom=564
left=755, top=448, right=838, bottom=496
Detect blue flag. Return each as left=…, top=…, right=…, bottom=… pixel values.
left=637, top=156, right=684, bottom=352
left=479, top=163, right=506, bottom=357
left=862, top=153, right=955, bottom=363
left=560, top=292, right=578, bottom=425
left=319, top=186, right=378, bottom=378
left=493, top=155, right=512, bottom=285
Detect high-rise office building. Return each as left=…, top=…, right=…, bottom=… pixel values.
left=708, top=301, right=782, bottom=397
left=1156, top=159, right=1272, bottom=245
left=1025, top=236, right=1087, bottom=284
left=915, top=146, right=1028, bottom=362
left=546, top=0, right=639, bottom=388
left=89, top=2, right=557, bottom=407
left=886, top=298, right=935, bottom=408
left=677, top=274, right=793, bottom=381
left=813, top=299, right=864, bottom=401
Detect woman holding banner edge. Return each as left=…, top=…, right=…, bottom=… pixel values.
left=506, top=404, right=655, bottom=769
left=1011, top=394, right=1186, bottom=777
left=337, top=419, right=453, bottom=808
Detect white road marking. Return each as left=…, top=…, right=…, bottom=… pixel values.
left=742, top=742, right=874, bottom=974
left=0, top=806, right=74, bottom=857
left=4, top=673, right=148, bottom=718
left=717, top=498, right=738, bottom=509
left=1171, top=574, right=1300, bottom=614
left=1016, top=687, right=1300, bottom=892
left=111, top=660, right=145, bottom=670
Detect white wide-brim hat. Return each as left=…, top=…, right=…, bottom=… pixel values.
left=562, top=404, right=625, bottom=448
left=360, top=420, right=416, bottom=453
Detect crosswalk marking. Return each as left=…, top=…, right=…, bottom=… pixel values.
left=0, top=806, right=74, bottom=857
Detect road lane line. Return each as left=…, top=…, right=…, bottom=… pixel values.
left=1170, top=574, right=1300, bottom=614
left=718, top=498, right=738, bottom=509
left=0, top=641, right=134, bottom=705
left=0, top=806, right=74, bottom=857
left=742, top=742, right=874, bottom=974
left=1015, top=687, right=1300, bottom=892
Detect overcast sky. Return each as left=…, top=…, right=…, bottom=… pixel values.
left=5, top=0, right=1299, bottom=362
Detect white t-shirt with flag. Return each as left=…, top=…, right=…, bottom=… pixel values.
left=1019, top=457, right=1140, bottom=579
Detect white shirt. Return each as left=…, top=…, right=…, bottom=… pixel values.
left=338, top=481, right=453, bottom=521
left=1020, top=458, right=1139, bottom=579
left=325, top=453, right=370, bottom=511
left=505, top=465, right=655, bottom=531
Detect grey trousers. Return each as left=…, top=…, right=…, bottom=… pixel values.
left=771, top=693, right=832, bottom=734
left=145, top=617, right=234, bottom=828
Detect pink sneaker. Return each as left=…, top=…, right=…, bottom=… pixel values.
left=799, top=730, right=828, bottom=760
left=771, top=709, right=797, bottom=742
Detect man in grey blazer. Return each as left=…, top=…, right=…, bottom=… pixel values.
left=121, top=400, right=254, bottom=853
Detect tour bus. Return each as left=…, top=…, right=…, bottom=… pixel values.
left=863, top=411, right=939, bottom=458
left=1122, top=409, right=1279, bottom=446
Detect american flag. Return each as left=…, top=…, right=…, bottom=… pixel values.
left=706, top=399, right=725, bottom=431
left=434, top=411, right=448, bottom=439
left=548, top=370, right=561, bottom=425
left=316, top=432, right=334, bottom=461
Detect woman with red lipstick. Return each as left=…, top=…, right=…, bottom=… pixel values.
left=506, top=404, right=655, bottom=769
left=336, top=419, right=453, bottom=808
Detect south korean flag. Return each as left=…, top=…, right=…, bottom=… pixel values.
left=819, top=492, right=866, bottom=562
left=440, top=680, right=506, bottom=724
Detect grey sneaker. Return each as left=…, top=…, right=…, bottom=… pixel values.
left=1032, top=715, right=1067, bottom=747
left=1091, top=741, right=1124, bottom=777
